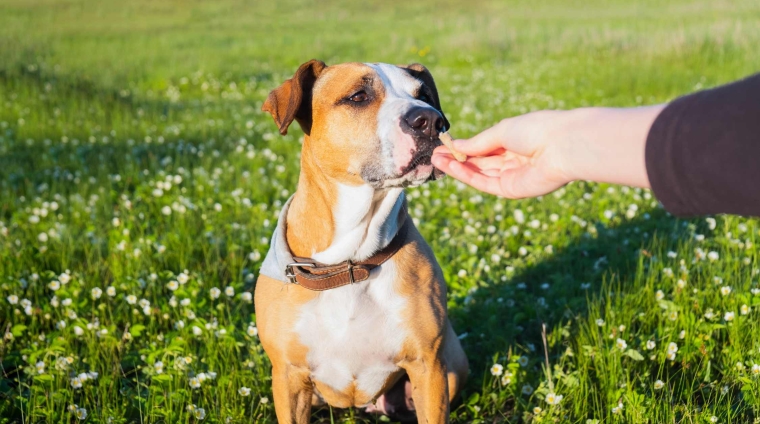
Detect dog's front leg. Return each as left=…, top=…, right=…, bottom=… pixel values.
left=404, top=356, right=450, bottom=424
left=271, top=362, right=313, bottom=424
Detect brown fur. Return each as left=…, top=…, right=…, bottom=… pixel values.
left=257, top=60, right=468, bottom=423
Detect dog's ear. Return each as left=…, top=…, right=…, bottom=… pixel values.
left=262, top=59, right=327, bottom=135
left=403, top=63, right=450, bottom=131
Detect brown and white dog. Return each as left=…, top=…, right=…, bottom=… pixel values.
left=255, top=60, right=468, bottom=423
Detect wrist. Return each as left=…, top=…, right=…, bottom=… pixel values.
left=553, top=106, right=662, bottom=188
left=550, top=107, right=602, bottom=184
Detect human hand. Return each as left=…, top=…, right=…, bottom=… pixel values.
left=431, top=111, right=573, bottom=199
left=432, top=106, right=661, bottom=198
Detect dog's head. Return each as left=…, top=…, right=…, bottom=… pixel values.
left=263, top=60, right=449, bottom=188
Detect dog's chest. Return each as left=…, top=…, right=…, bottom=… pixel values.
left=294, top=260, right=407, bottom=400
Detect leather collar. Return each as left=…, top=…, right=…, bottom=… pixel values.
left=283, top=211, right=410, bottom=291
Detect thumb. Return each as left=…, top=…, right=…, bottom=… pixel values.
left=453, top=119, right=512, bottom=156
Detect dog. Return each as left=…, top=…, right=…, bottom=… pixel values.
left=255, top=60, right=469, bottom=423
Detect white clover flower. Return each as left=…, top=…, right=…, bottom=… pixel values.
left=667, top=251, right=677, bottom=258
left=612, top=401, right=624, bottom=414
left=59, top=273, right=71, bottom=284
left=533, top=406, right=542, bottom=414
left=646, top=340, right=656, bottom=350
left=210, top=287, right=221, bottom=299
left=70, top=377, right=83, bottom=389
left=752, top=364, right=760, bottom=376
left=737, top=362, right=745, bottom=371
left=676, top=279, right=686, bottom=289
left=616, top=338, right=627, bottom=351
left=35, top=361, right=45, bottom=374
left=706, top=217, right=716, bottom=230
left=668, top=311, right=678, bottom=321
left=126, top=295, right=137, bottom=305
left=513, top=209, right=525, bottom=224
left=655, top=290, right=664, bottom=301
left=260, top=396, right=269, bottom=404
left=38, top=232, right=48, bottom=243
left=239, top=387, right=251, bottom=396
left=518, top=247, right=528, bottom=256
left=177, top=273, right=189, bottom=284
left=91, top=287, right=102, bottom=299
left=713, top=276, right=723, bottom=285
left=490, top=363, right=503, bottom=376
left=7, top=295, right=18, bottom=304
left=74, top=326, right=84, bottom=336
left=709, top=416, right=718, bottom=423
left=545, top=392, right=563, bottom=405
left=193, top=326, right=203, bottom=336
left=667, top=342, right=678, bottom=354
left=194, top=408, right=206, bottom=420
left=707, top=251, right=719, bottom=262
left=241, top=292, right=252, bottom=303
left=225, top=286, right=235, bottom=297
left=169, top=297, right=178, bottom=307
left=596, top=318, right=605, bottom=326
left=161, top=206, right=172, bottom=216
left=189, top=377, right=201, bottom=389
left=741, top=304, right=750, bottom=315
left=167, top=281, right=179, bottom=291
left=154, top=361, right=164, bottom=374
left=106, top=286, right=116, bottom=297
left=49, top=280, right=61, bottom=291
left=654, top=380, right=664, bottom=390
left=518, top=356, right=529, bottom=367
left=663, top=268, right=674, bottom=278
left=175, top=320, right=185, bottom=330
left=247, top=325, right=258, bottom=337
left=57, top=320, right=67, bottom=330
left=214, top=203, right=222, bottom=212
left=724, top=311, right=735, bottom=322
left=679, top=330, right=686, bottom=339
left=705, top=308, right=715, bottom=320
left=720, top=286, right=732, bottom=296
left=76, top=408, right=87, bottom=420
left=181, top=298, right=191, bottom=306
left=521, top=384, right=533, bottom=395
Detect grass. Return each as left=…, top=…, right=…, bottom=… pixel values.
left=1, top=0, right=760, bottom=422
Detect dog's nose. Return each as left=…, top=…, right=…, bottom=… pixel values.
left=403, top=107, right=444, bottom=137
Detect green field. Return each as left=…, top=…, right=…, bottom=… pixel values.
left=2, top=0, right=760, bottom=422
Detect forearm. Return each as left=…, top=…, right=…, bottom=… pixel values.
left=557, top=105, right=665, bottom=189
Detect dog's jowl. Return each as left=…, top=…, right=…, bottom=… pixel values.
left=255, top=60, right=469, bottom=424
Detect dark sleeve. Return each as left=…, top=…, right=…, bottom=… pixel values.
left=645, top=73, right=760, bottom=217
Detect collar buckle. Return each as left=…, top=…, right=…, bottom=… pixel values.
left=284, top=262, right=314, bottom=284
left=346, top=259, right=355, bottom=284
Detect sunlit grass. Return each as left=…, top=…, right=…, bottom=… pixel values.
left=2, top=0, right=760, bottom=422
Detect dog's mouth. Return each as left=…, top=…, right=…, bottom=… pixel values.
left=403, top=153, right=432, bottom=173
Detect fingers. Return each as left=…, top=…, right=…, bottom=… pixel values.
left=450, top=121, right=510, bottom=156
left=432, top=154, right=506, bottom=197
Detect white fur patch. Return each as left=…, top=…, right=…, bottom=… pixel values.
left=367, top=63, right=432, bottom=175
left=295, top=259, right=407, bottom=401
left=311, top=184, right=404, bottom=263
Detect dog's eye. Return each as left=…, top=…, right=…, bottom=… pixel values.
left=348, top=91, right=368, bottom=103
left=417, top=93, right=432, bottom=104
